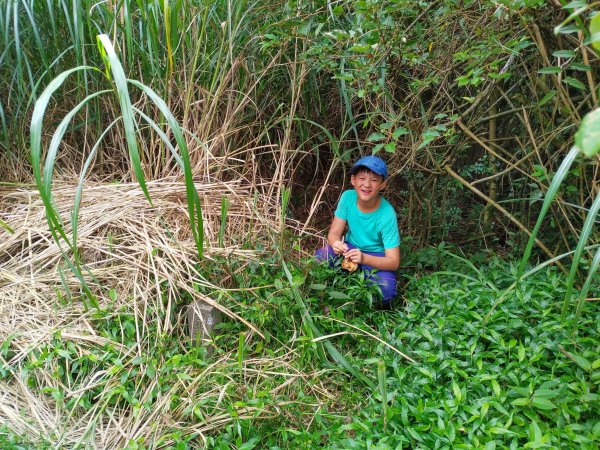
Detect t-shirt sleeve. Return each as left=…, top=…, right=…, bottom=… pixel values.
left=381, top=206, right=400, bottom=249
left=334, top=190, right=351, bottom=220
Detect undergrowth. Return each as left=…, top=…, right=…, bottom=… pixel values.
left=1, top=249, right=598, bottom=449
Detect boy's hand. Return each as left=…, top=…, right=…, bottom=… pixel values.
left=332, top=240, right=349, bottom=255
left=343, top=248, right=363, bottom=264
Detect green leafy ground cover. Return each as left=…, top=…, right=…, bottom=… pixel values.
left=1, top=250, right=598, bottom=449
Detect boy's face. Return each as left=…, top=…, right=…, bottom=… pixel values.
left=351, top=169, right=386, bottom=203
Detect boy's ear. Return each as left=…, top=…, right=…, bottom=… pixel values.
left=378, top=180, right=388, bottom=191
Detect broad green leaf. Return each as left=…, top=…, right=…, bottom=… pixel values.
left=519, top=146, right=579, bottom=275
left=533, top=389, right=559, bottom=399
left=129, top=79, right=204, bottom=259
left=563, top=76, right=586, bottom=90
left=349, top=44, right=371, bottom=53
left=97, top=35, right=151, bottom=205
left=392, top=127, right=409, bottom=139
left=518, top=342, right=525, bottom=362
left=571, top=354, right=591, bottom=371
left=452, top=380, right=462, bottom=402
left=537, top=66, right=562, bottom=75
left=552, top=49, right=576, bottom=58
left=575, top=108, right=600, bottom=157
left=590, top=14, right=600, bottom=52
left=372, top=143, right=385, bottom=154
left=309, top=284, right=327, bottom=291
left=531, top=397, right=557, bottom=410
left=489, top=427, right=517, bottom=435
left=491, top=379, right=501, bottom=397
left=328, top=291, right=350, bottom=300
left=570, top=62, right=591, bottom=71
left=564, top=193, right=600, bottom=314
left=367, top=132, right=385, bottom=142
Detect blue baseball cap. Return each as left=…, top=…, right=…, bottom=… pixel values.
left=349, top=156, right=388, bottom=179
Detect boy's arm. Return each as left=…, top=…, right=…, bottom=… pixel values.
left=327, top=217, right=348, bottom=254
left=345, top=246, right=400, bottom=271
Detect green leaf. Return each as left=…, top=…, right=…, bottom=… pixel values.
left=575, top=108, right=600, bottom=157
left=417, top=367, right=434, bottom=379
left=392, top=127, right=409, bottom=139
left=0, top=219, right=14, bottom=234
left=328, top=291, right=350, bottom=300
left=491, top=379, right=501, bottom=397
left=367, top=132, right=385, bottom=142
left=518, top=342, right=525, bottom=362
left=571, top=354, right=592, bottom=371
left=531, top=397, right=557, bottom=410
left=372, top=143, right=385, bottom=154
left=511, top=397, right=530, bottom=406
left=489, top=427, right=517, bottom=435
left=384, top=142, right=396, bottom=153
left=97, top=35, right=151, bottom=205
left=563, top=76, right=586, bottom=90
left=570, top=62, right=591, bottom=71
left=309, top=284, right=327, bottom=291
left=537, top=66, right=562, bottom=74
left=519, top=146, right=579, bottom=275
left=590, top=14, right=600, bottom=52
left=349, top=44, right=371, bottom=53
left=452, top=380, right=462, bottom=402
left=552, top=49, right=576, bottom=58
left=238, top=437, right=260, bottom=450
left=539, top=90, right=556, bottom=106
left=533, top=389, right=559, bottom=399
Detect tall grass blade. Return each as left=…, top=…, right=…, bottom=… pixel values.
left=562, top=192, right=600, bottom=316
left=219, top=195, right=230, bottom=247
left=575, top=247, right=600, bottom=318
left=163, top=0, right=174, bottom=75
left=21, top=0, right=49, bottom=71
left=518, top=146, right=580, bottom=276
left=486, top=243, right=600, bottom=322
left=128, top=78, right=204, bottom=259
left=30, top=65, right=101, bottom=308
left=280, top=256, right=374, bottom=388
left=96, top=34, right=152, bottom=205
left=0, top=100, right=6, bottom=143
left=72, top=118, right=120, bottom=252
left=0, top=218, right=14, bottom=234
left=378, top=360, right=388, bottom=432
left=237, top=331, right=245, bottom=372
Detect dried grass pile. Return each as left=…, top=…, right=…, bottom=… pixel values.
left=0, top=178, right=326, bottom=448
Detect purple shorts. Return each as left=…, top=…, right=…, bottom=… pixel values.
left=315, top=243, right=397, bottom=304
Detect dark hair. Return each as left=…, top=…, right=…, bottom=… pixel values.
left=352, top=166, right=383, bottom=178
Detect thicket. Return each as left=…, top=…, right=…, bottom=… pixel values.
left=2, top=0, right=598, bottom=253
left=0, top=0, right=599, bottom=448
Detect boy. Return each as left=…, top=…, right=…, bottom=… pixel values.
left=315, top=155, right=400, bottom=308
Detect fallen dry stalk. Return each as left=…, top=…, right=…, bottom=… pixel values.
left=0, top=177, right=322, bottom=448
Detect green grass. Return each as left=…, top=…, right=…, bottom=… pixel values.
left=3, top=249, right=597, bottom=448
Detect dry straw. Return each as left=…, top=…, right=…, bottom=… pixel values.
left=0, top=177, right=323, bottom=448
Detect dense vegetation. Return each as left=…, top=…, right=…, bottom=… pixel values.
left=0, top=0, right=598, bottom=448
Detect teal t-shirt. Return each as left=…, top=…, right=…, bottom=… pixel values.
left=334, top=190, right=400, bottom=253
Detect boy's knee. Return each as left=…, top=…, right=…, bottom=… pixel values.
left=366, top=271, right=396, bottom=303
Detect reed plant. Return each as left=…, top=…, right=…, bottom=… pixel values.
left=520, top=9, right=600, bottom=320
